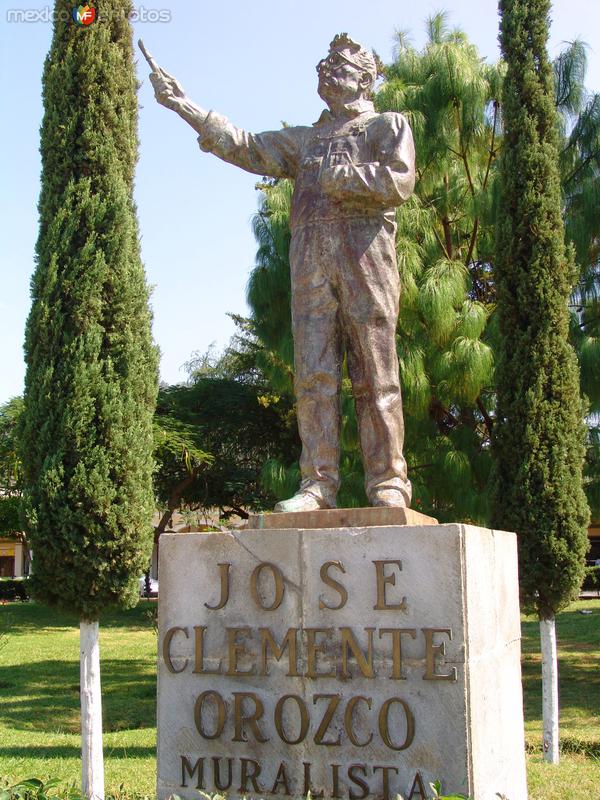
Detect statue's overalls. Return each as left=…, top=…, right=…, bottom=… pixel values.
left=197, top=100, right=415, bottom=505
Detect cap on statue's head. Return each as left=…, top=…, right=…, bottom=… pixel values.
left=327, top=32, right=378, bottom=84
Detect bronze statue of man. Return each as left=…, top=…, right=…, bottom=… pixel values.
left=144, top=33, right=416, bottom=512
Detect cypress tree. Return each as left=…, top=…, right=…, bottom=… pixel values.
left=493, top=0, right=590, bottom=762
left=21, top=1, right=158, bottom=794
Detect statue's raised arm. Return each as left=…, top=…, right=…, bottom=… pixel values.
left=138, top=39, right=209, bottom=134
left=142, top=33, right=417, bottom=514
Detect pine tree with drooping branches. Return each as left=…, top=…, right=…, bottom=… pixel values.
left=493, top=0, right=590, bottom=763
left=376, top=16, right=502, bottom=521
left=21, top=2, right=158, bottom=795
left=250, top=16, right=503, bottom=517
left=248, top=16, right=600, bottom=522
left=556, top=40, right=600, bottom=521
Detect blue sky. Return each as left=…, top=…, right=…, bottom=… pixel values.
left=1, top=0, right=599, bottom=403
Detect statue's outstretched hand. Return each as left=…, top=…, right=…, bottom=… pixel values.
left=139, top=39, right=185, bottom=111
left=150, top=69, right=185, bottom=110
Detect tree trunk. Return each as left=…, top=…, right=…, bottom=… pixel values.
left=153, top=472, right=198, bottom=580
left=80, top=621, right=105, bottom=799
left=540, top=615, right=559, bottom=764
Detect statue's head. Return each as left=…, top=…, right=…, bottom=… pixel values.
left=317, top=33, right=377, bottom=108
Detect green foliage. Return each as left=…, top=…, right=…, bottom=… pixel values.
left=0, top=398, right=24, bottom=497
left=0, top=398, right=26, bottom=540
left=0, top=778, right=153, bottom=800
left=377, top=16, right=504, bottom=521
left=247, top=17, right=501, bottom=519
left=0, top=778, right=472, bottom=800
left=154, top=336, right=300, bottom=517
left=493, top=0, right=590, bottom=616
left=0, top=497, right=21, bottom=536
left=556, top=41, right=600, bottom=520
left=246, top=182, right=296, bottom=393
left=152, top=396, right=213, bottom=511
left=0, top=778, right=65, bottom=800
left=582, top=566, right=600, bottom=592
left=244, top=16, right=600, bottom=527
left=0, top=579, right=29, bottom=601
left=21, top=0, right=158, bottom=620
left=430, top=780, right=471, bottom=799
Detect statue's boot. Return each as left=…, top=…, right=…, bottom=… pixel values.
left=370, top=488, right=410, bottom=508
left=274, top=485, right=336, bottom=513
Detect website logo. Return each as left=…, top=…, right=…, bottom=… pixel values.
left=72, top=4, right=96, bottom=25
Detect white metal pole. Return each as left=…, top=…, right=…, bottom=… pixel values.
left=540, top=614, right=559, bottom=764
left=80, top=620, right=105, bottom=799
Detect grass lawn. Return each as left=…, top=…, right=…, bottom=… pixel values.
left=0, top=599, right=599, bottom=798
left=0, top=602, right=157, bottom=795
left=521, top=600, right=600, bottom=799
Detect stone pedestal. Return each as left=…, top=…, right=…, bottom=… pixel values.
left=157, top=518, right=527, bottom=800
left=247, top=506, right=438, bottom=530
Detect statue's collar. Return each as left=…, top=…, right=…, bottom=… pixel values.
left=314, top=98, right=375, bottom=126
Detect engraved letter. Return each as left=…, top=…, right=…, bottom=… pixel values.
left=379, top=628, right=416, bottom=680
left=303, top=763, right=324, bottom=799
left=205, top=563, right=231, bottom=610
left=348, top=764, right=369, bottom=800
left=408, top=771, right=428, bottom=799
left=313, top=694, right=342, bottom=746
left=305, top=628, right=336, bottom=678
left=226, top=627, right=257, bottom=676
left=239, top=758, right=262, bottom=793
left=319, top=561, right=348, bottom=610
left=211, top=757, right=233, bottom=792
left=260, top=628, right=299, bottom=676
left=340, top=627, right=375, bottom=678
left=344, top=696, right=373, bottom=747
left=274, top=694, right=310, bottom=745
left=233, top=691, right=269, bottom=742
left=271, top=762, right=291, bottom=796
left=378, top=697, right=415, bottom=751
left=181, top=756, right=204, bottom=789
left=373, top=766, right=399, bottom=800
left=423, top=628, right=457, bottom=681
left=193, top=625, right=222, bottom=675
left=251, top=562, right=285, bottom=610
left=373, top=560, right=407, bottom=610
left=194, top=690, right=226, bottom=740
left=163, top=626, right=188, bottom=674
left=331, top=764, right=342, bottom=799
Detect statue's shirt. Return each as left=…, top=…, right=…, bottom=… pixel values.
left=197, top=102, right=415, bottom=230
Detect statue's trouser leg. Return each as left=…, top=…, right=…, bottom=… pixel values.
left=290, top=224, right=342, bottom=504
left=337, top=217, right=411, bottom=505
left=290, top=219, right=411, bottom=506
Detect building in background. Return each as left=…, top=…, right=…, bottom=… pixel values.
left=588, top=522, right=600, bottom=565
left=0, top=537, right=26, bottom=578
